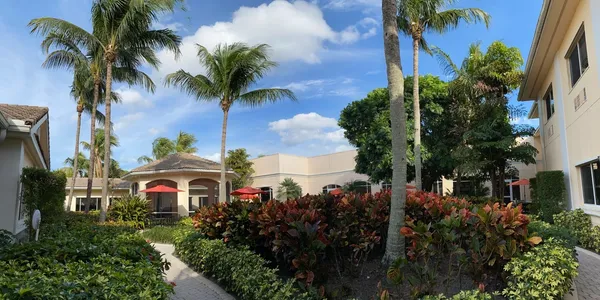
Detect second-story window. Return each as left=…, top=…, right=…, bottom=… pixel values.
left=544, top=85, right=554, bottom=120
left=567, top=25, right=589, bottom=87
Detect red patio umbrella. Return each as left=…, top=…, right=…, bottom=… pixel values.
left=330, top=188, right=343, bottom=196
left=230, top=186, right=265, bottom=196
left=140, top=185, right=184, bottom=193
left=509, top=179, right=530, bottom=186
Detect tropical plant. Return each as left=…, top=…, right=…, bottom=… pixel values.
left=81, top=128, right=119, bottom=178
left=64, top=152, right=89, bottom=178
left=277, top=178, right=303, bottom=200
left=165, top=42, right=296, bottom=203
left=381, top=0, right=408, bottom=264
left=225, top=148, right=255, bottom=189
left=397, top=0, right=490, bottom=190
left=554, top=209, right=600, bottom=252
left=108, top=195, right=151, bottom=229
left=138, top=130, right=198, bottom=163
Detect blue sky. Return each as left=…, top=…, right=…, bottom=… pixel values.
left=0, top=0, right=542, bottom=170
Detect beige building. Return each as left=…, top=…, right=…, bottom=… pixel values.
left=250, top=150, right=381, bottom=200
left=520, top=0, right=600, bottom=223
left=0, top=104, right=50, bottom=235
left=64, top=178, right=130, bottom=212
left=122, top=153, right=236, bottom=217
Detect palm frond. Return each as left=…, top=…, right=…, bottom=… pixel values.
left=426, top=8, right=491, bottom=34
left=431, top=46, right=459, bottom=77
left=164, top=70, right=220, bottom=100
left=137, top=155, right=154, bottom=164
left=28, top=17, right=101, bottom=50
left=238, top=88, right=297, bottom=108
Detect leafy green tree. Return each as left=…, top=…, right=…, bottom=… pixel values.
left=165, top=43, right=296, bottom=203
left=339, top=76, right=457, bottom=190
left=435, top=41, right=537, bottom=198
left=381, top=0, right=408, bottom=264
left=398, top=0, right=490, bottom=190
left=277, top=178, right=302, bottom=200
left=138, top=131, right=198, bottom=163
left=64, top=153, right=90, bottom=178
left=225, top=148, right=255, bottom=190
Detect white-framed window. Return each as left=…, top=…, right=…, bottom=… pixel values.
left=544, top=85, right=554, bottom=120
left=189, top=185, right=209, bottom=213
left=131, top=182, right=139, bottom=195
left=322, top=184, right=341, bottom=194
left=567, top=25, right=589, bottom=87
left=382, top=182, right=392, bottom=190
left=75, top=197, right=101, bottom=211
left=260, top=187, right=273, bottom=202
left=354, top=181, right=372, bottom=194
left=580, top=161, right=600, bottom=205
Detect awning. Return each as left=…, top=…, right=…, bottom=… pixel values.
left=140, top=184, right=184, bottom=193
left=509, top=179, right=530, bottom=186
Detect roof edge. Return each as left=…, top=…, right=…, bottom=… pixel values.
left=518, top=0, right=552, bottom=101
left=122, top=168, right=239, bottom=180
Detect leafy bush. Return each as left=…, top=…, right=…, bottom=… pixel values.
left=528, top=177, right=538, bottom=214
left=503, top=238, right=578, bottom=299
left=108, top=194, right=151, bottom=229
left=554, top=209, right=600, bottom=252
left=535, top=171, right=566, bottom=223
left=0, top=229, right=16, bottom=249
left=174, top=231, right=311, bottom=300
left=0, top=213, right=173, bottom=299
left=143, top=225, right=193, bottom=244
left=422, top=290, right=493, bottom=300
left=20, top=167, right=67, bottom=236
left=178, top=216, right=194, bottom=226
left=528, top=220, right=577, bottom=249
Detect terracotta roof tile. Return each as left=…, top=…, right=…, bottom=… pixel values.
left=130, top=153, right=230, bottom=173
left=0, top=104, right=48, bottom=125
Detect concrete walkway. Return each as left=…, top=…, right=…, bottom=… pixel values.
left=575, top=247, right=600, bottom=299
left=153, top=243, right=235, bottom=300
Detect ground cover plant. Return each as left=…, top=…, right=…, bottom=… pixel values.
left=0, top=212, right=173, bottom=299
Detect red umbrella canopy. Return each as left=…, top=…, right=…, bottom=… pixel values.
left=231, top=186, right=265, bottom=196
left=509, top=179, right=530, bottom=186
left=330, top=188, right=343, bottom=196
left=139, top=185, right=184, bottom=193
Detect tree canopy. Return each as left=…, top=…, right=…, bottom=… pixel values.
left=225, top=148, right=255, bottom=190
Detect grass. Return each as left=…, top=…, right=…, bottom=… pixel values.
left=142, top=225, right=186, bottom=244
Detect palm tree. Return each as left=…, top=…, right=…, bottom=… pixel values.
left=137, top=131, right=198, bottom=163
left=80, top=128, right=119, bottom=212
left=398, top=0, right=490, bottom=190
left=28, top=2, right=166, bottom=221
left=165, top=43, right=296, bottom=202
left=277, top=178, right=302, bottom=200
left=382, top=0, right=408, bottom=264
left=64, top=152, right=90, bottom=178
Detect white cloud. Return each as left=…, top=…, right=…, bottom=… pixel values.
left=115, top=88, right=153, bottom=107
left=282, top=77, right=359, bottom=98
left=148, top=127, right=163, bottom=136
left=114, top=112, right=145, bottom=130
left=155, top=22, right=185, bottom=32
left=201, top=152, right=221, bottom=163
left=269, top=112, right=349, bottom=146
left=511, top=117, right=539, bottom=127
left=362, top=27, right=377, bottom=39
left=154, top=1, right=377, bottom=78
left=335, top=144, right=355, bottom=152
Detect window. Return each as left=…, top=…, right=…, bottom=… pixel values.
left=382, top=182, right=392, bottom=190
left=567, top=26, right=589, bottom=86
left=189, top=185, right=209, bottom=213
left=131, top=182, right=139, bottom=195
left=353, top=181, right=372, bottom=194
left=581, top=161, right=600, bottom=205
left=544, top=85, right=554, bottom=120
left=322, top=184, right=342, bottom=194
left=75, top=198, right=101, bottom=211
left=260, top=187, right=273, bottom=202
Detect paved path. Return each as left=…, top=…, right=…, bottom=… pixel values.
left=575, top=247, right=600, bottom=299
left=153, top=243, right=235, bottom=300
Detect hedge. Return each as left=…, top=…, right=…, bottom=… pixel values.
left=503, top=238, right=578, bottom=299
left=174, top=231, right=312, bottom=300
left=527, top=220, right=577, bottom=250
left=535, top=171, right=566, bottom=223
left=554, top=209, right=600, bottom=252
left=0, top=212, right=173, bottom=299
left=20, top=167, right=67, bottom=237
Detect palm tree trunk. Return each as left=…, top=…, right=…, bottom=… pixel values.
left=100, top=62, right=113, bottom=223
left=382, top=0, right=407, bottom=265
left=67, top=106, right=83, bottom=212
left=413, top=37, right=422, bottom=191
left=219, top=108, right=229, bottom=203
left=85, top=81, right=100, bottom=214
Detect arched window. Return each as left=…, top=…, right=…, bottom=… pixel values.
left=131, top=182, right=139, bottom=195
left=322, top=184, right=341, bottom=194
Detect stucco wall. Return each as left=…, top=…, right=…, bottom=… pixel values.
left=0, top=139, right=23, bottom=234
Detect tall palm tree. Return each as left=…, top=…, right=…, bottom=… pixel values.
left=382, top=0, right=408, bottom=264
left=81, top=128, right=118, bottom=213
left=64, top=152, right=90, bottom=178
left=138, top=131, right=198, bottom=163
left=165, top=43, right=296, bottom=202
left=398, top=0, right=490, bottom=190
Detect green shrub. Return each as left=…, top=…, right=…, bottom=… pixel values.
left=502, top=238, right=578, bottom=300
left=527, top=220, right=577, bottom=250
left=108, top=194, right=151, bottom=229
left=142, top=226, right=193, bottom=244
left=178, top=216, right=193, bottom=226
left=0, top=229, right=16, bottom=249
left=174, top=232, right=311, bottom=300
left=554, top=209, right=600, bottom=252
left=20, top=167, right=67, bottom=236
left=422, top=290, right=493, bottom=300
left=528, top=177, right=538, bottom=214
left=535, top=171, right=566, bottom=223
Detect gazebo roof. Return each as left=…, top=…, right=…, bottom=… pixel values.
left=124, top=153, right=234, bottom=178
